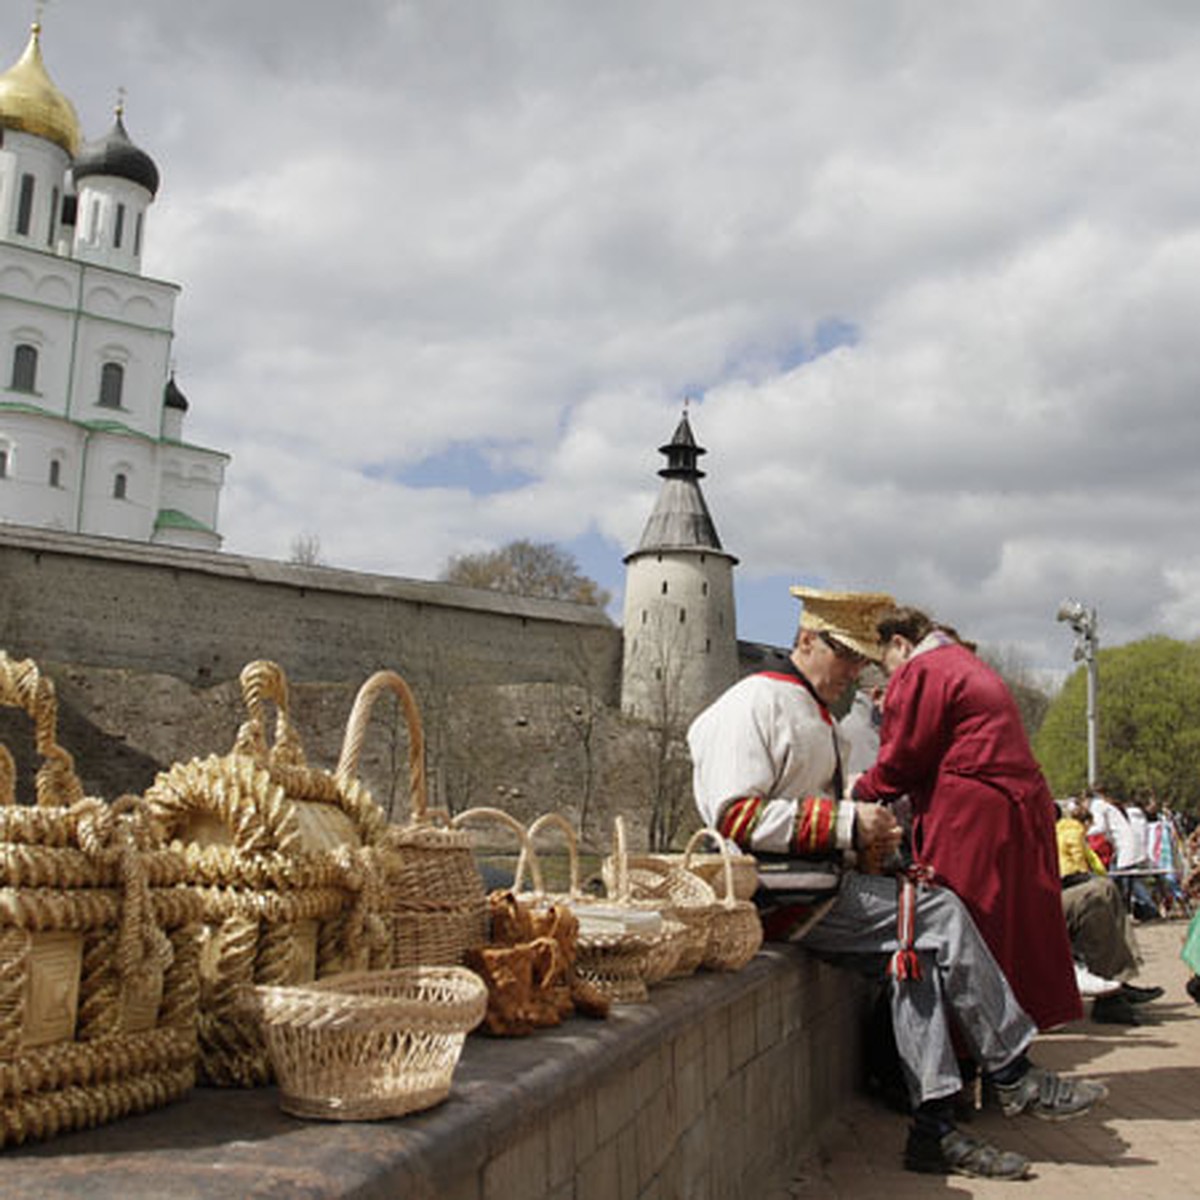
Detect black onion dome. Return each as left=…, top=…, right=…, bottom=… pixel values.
left=73, top=111, right=159, bottom=197
left=163, top=374, right=189, bottom=412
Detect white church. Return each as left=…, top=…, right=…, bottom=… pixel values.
left=0, top=21, right=227, bottom=550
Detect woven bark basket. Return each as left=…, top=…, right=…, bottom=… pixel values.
left=0, top=651, right=202, bottom=1148
left=142, top=660, right=392, bottom=1087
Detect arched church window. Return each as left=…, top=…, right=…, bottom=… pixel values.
left=114, top=204, right=126, bottom=249
left=661, top=580, right=668, bottom=595
left=48, top=459, right=61, bottom=488
left=113, top=472, right=128, bottom=500
left=16, top=174, right=34, bottom=236
left=0, top=448, right=8, bottom=479
left=99, top=362, right=124, bottom=409
left=47, top=187, right=59, bottom=247
left=11, top=344, right=37, bottom=393
left=679, top=608, right=686, bottom=623
left=702, top=582, right=708, bottom=596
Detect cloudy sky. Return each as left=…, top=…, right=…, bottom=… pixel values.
left=24, top=0, right=1200, bottom=671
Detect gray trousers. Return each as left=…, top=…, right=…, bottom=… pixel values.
left=800, top=873, right=1037, bottom=1105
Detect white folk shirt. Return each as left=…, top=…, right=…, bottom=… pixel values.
left=687, top=672, right=856, bottom=856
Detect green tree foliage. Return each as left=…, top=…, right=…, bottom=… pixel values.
left=1034, top=635, right=1200, bottom=814
left=440, top=539, right=611, bottom=608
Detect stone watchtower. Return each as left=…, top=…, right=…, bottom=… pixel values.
left=620, top=413, right=738, bottom=725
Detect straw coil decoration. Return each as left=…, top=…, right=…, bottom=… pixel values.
left=0, top=651, right=202, bottom=1148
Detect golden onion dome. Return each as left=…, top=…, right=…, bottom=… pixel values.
left=0, top=23, right=81, bottom=156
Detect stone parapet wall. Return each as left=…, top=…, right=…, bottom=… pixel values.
left=3, top=945, right=867, bottom=1198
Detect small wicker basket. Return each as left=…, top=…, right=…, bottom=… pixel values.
left=684, top=828, right=763, bottom=971
left=336, top=671, right=488, bottom=969
left=244, top=966, right=486, bottom=1121
left=516, top=815, right=684, bottom=1003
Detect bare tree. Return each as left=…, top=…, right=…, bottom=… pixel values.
left=623, top=623, right=693, bottom=851
left=440, top=539, right=610, bottom=607
left=288, top=532, right=323, bottom=566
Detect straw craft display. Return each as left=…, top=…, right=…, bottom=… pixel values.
left=142, top=660, right=392, bottom=1087
left=516, top=814, right=684, bottom=1003
left=652, top=839, right=760, bottom=903
left=603, top=848, right=714, bottom=979
left=684, top=828, right=763, bottom=971
left=336, top=671, right=487, bottom=970
left=244, top=966, right=486, bottom=1120
left=0, top=652, right=201, bottom=1148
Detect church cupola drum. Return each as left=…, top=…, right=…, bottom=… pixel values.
left=620, top=413, right=738, bottom=724
left=0, top=20, right=228, bottom=551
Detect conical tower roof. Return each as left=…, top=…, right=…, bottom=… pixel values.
left=626, top=413, right=737, bottom=562
left=0, top=22, right=80, bottom=155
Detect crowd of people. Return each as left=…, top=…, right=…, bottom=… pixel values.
left=686, top=585, right=1196, bottom=1183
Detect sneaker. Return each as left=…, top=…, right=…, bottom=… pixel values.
left=904, top=1126, right=1030, bottom=1180
left=994, top=1065, right=1107, bottom=1121
left=1074, top=960, right=1122, bottom=998
left=1092, top=994, right=1139, bottom=1025
left=1119, top=982, right=1164, bottom=1004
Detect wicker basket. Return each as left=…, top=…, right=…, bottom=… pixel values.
left=604, top=850, right=714, bottom=979
left=336, top=670, right=488, bottom=970
left=517, top=815, right=683, bottom=1003
left=654, top=835, right=760, bottom=902
left=684, top=829, right=763, bottom=971
left=0, top=652, right=201, bottom=1147
left=143, top=660, right=393, bottom=1086
left=244, top=966, right=486, bottom=1120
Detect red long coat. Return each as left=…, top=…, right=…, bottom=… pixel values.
left=854, top=641, right=1081, bottom=1030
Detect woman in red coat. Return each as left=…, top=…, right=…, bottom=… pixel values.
left=852, top=607, right=1081, bottom=1031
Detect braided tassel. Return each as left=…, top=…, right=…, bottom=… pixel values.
left=888, top=871, right=923, bottom=983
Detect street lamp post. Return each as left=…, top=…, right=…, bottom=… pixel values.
left=1056, top=599, right=1099, bottom=791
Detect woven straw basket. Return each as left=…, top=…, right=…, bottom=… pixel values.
left=654, top=837, right=760, bottom=903
left=245, top=966, right=486, bottom=1120
left=517, top=814, right=684, bottom=1003
left=143, top=660, right=392, bottom=1087
left=604, top=847, right=714, bottom=979
left=684, top=828, right=763, bottom=971
left=0, top=652, right=201, bottom=1147
left=336, top=670, right=488, bottom=969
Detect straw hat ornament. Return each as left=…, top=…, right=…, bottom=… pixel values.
left=789, top=586, right=895, bottom=663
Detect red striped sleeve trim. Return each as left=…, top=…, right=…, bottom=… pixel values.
left=795, top=798, right=838, bottom=854
left=717, top=797, right=764, bottom=848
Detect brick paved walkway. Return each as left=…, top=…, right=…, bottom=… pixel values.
left=777, top=917, right=1199, bottom=1198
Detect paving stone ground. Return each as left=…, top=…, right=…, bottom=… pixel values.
left=774, top=916, right=1200, bottom=1199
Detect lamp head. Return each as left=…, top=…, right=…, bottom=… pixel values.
left=1057, top=599, right=1087, bottom=625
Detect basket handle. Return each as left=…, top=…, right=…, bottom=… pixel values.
left=232, top=660, right=308, bottom=769
left=452, top=806, right=543, bottom=894
left=335, top=670, right=428, bottom=822
left=683, top=826, right=738, bottom=907
left=610, top=814, right=632, bottom=903
left=513, top=811, right=581, bottom=899
left=0, top=652, right=85, bottom=807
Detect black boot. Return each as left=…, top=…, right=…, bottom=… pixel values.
left=1092, top=994, right=1139, bottom=1025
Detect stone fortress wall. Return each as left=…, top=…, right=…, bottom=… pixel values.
left=0, top=525, right=624, bottom=696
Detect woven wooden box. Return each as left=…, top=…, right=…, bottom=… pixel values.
left=142, top=661, right=393, bottom=1087
left=0, top=653, right=202, bottom=1148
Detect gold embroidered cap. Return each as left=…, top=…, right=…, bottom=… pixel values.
left=789, top=586, right=895, bottom=662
